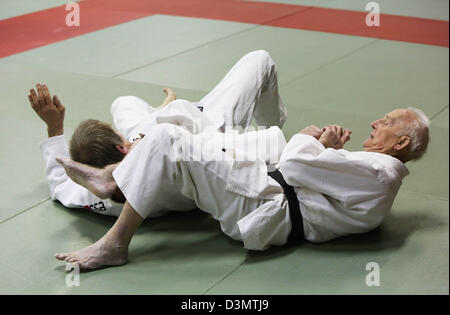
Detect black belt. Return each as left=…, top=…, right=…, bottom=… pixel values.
left=268, top=169, right=304, bottom=243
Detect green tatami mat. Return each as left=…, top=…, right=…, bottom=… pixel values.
left=0, top=0, right=70, bottom=21
left=0, top=201, right=249, bottom=294
left=118, top=26, right=374, bottom=90
left=248, top=0, right=450, bottom=20
left=2, top=15, right=254, bottom=78
left=280, top=39, right=449, bottom=118
left=1, top=190, right=447, bottom=294
left=1, top=0, right=447, bottom=295
left=206, top=191, right=449, bottom=295
left=0, top=60, right=205, bottom=222
left=277, top=39, right=448, bottom=199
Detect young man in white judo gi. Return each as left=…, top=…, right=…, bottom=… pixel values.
left=31, top=50, right=288, bottom=218
left=51, top=105, right=428, bottom=270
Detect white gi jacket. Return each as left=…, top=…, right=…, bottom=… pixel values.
left=220, top=133, right=409, bottom=247
left=112, top=124, right=408, bottom=250
left=39, top=50, right=288, bottom=220
left=40, top=97, right=223, bottom=217
left=278, top=134, right=409, bottom=243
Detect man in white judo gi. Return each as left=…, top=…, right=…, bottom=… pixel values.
left=32, top=50, right=287, bottom=218
left=30, top=51, right=429, bottom=271
left=50, top=103, right=428, bottom=270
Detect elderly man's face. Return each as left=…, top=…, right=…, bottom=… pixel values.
left=363, top=109, right=414, bottom=155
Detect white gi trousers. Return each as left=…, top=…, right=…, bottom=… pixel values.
left=113, top=51, right=291, bottom=249
left=111, top=49, right=287, bottom=139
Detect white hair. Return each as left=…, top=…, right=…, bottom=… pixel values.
left=399, top=107, right=430, bottom=161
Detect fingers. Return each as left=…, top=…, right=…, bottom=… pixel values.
left=28, top=94, right=37, bottom=110
left=329, top=124, right=342, bottom=137
left=36, top=84, right=46, bottom=107
left=322, top=125, right=332, bottom=135
left=341, top=128, right=348, bottom=142
left=42, top=84, right=53, bottom=105
left=320, top=124, right=352, bottom=149
left=29, top=88, right=40, bottom=110
left=300, top=125, right=324, bottom=139
left=53, top=95, right=65, bottom=113
left=323, top=125, right=344, bottom=135
left=313, top=125, right=324, bottom=139
left=341, top=128, right=352, bottom=145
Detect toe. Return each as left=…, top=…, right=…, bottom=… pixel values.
left=55, top=156, right=66, bottom=165
left=66, top=256, right=79, bottom=263
left=55, top=253, right=69, bottom=261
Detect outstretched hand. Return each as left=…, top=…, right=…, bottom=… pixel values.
left=28, top=83, right=65, bottom=137
left=318, top=125, right=352, bottom=149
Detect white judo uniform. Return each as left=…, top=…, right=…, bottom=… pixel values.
left=112, top=122, right=409, bottom=250
left=40, top=49, right=409, bottom=250
left=40, top=50, right=287, bottom=218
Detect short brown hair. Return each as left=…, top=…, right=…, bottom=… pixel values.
left=69, top=119, right=125, bottom=168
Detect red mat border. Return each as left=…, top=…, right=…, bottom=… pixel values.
left=0, top=0, right=448, bottom=58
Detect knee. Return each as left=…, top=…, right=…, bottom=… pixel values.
left=249, top=50, right=273, bottom=64
left=245, top=50, right=276, bottom=74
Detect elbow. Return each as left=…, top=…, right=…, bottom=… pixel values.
left=48, top=181, right=72, bottom=205
left=49, top=184, right=63, bottom=202
left=279, top=160, right=304, bottom=184
left=47, top=181, right=59, bottom=200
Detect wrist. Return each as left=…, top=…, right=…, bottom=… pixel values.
left=319, top=139, right=328, bottom=148
left=47, top=126, right=64, bottom=137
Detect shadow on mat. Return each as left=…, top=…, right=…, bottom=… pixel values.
left=247, top=210, right=445, bottom=264
left=53, top=203, right=258, bottom=261
left=53, top=201, right=444, bottom=267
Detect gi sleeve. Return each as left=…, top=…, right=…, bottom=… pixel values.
left=39, top=135, right=123, bottom=216
left=279, top=134, right=388, bottom=207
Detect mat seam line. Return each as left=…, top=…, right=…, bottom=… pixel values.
left=110, top=24, right=260, bottom=78
left=201, top=253, right=255, bottom=295
left=430, top=104, right=449, bottom=120
left=0, top=197, right=50, bottom=225
left=280, top=38, right=379, bottom=89
left=401, top=189, right=448, bottom=201
left=110, top=8, right=310, bottom=79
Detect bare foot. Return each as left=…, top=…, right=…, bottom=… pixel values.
left=158, top=88, right=177, bottom=109
left=55, top=236, right=128, bottom=270
left=163, top=88, right=176, bottom=102
left=56, top=156, right=117, bottom=199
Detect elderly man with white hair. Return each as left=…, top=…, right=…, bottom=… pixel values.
left=48, top=103, right=430, bottom=270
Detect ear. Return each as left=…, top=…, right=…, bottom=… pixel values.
left=394, top=136, right=410, bottom=151
left=115, top=144, right=129, bottom=154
